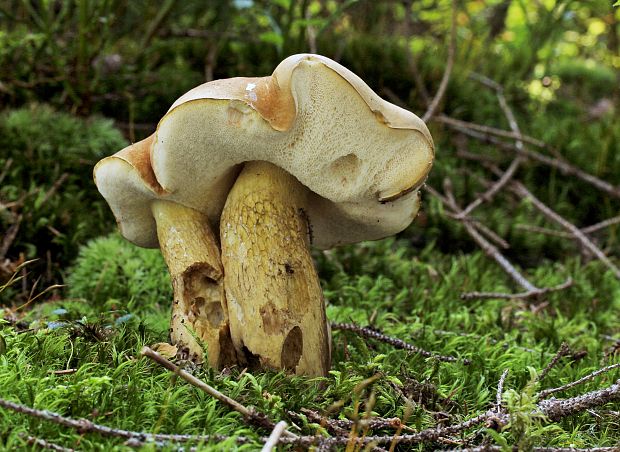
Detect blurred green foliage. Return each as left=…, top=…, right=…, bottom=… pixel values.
left=0, top=106, right=126, bottom=302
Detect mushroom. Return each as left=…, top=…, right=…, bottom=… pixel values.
left=94, top=54, right=434, bottom=377
left=152, top=54, right=434, bottom=376
left=93, top=135, right=236, bottom=368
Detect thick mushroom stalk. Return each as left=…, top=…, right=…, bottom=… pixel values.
left=93, top=137, right=236, bottom=368
left=221, top=161, right=330, bottom=376
left=152, top=200, right=235, bottom=367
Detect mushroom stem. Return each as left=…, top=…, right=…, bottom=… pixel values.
left=220, top=161, right=330, bottom=376
left=151, top=199, right=236, bottom=368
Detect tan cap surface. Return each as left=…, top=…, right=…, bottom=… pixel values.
left=95, top=54, right=434, bottom=249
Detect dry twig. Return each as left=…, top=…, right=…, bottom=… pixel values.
left=422, top=0, right=457, bottom=122
left=457, top=76, right=525, bottom=218
left=426, top=184, right=539, bottom=293
left=538, top=342, right=571, bottom=383
left=261, top=421, right=289, bottom=452
left=507, top=180, right=620, bottom=280
left=292, top=408, right=412, bottom=434
left=452, top=125, right=620, bottom=199
left=434, top=115, right=548, bottom=148
left=538, top=363, right=620, bottom=400
left=495, top=370, right=509, bottom=413
left=141, top=346, right=296, bottom=437
left=24, top=435, right=75, bottom=452
left=538, top=379, right=620, bottom=421
left=460, top=278, right=573, bottom=301
left=330, top=322, right=468, bottom=364
left=4, top=375, right=620, bottom=450
left=0, top=398, right=236, bottom=445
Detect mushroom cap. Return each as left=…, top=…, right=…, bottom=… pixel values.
left=94, top=54, right=434, bottom=249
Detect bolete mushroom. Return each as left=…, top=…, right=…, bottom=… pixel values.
left=94, top=54, right=434, bottom=377
left=93, top=135, right=236, bottom=368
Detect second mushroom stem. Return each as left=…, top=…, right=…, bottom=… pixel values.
left=152, top=199, right=236, bottom=369
left=220, top=161, right=331, bottom=376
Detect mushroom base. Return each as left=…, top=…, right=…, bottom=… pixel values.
left=152, top=199, right=236, bottom=369
left=220, top=161, right=330, bottom=377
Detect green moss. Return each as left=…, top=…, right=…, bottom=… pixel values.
left=67, top=233, right=171, bottom=307
left=2, top=236, right=618, bottom=449
left=0, top=106, right=127, bottom=303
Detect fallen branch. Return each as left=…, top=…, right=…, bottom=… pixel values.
left=422, top=0, right=457, bottom=122
left=452, top=125, right=620, bottom=199
left=538, top=363, right=620, bottom=400
left=291, top=408, right=413, bottom=434
left=24, top=435, right=75, bottom=452
left=0, top=397, right=238, bottom=445
left=516, top=215, right=620, bottom=240
left=141, top=346, right=296, bottom=437
left=495, top=370, right=509, bottom=413
left=261, top=421, right=289, bottom=452
left=538, top=379, right=620, bottom=421
left=460, top=278, right=573, bottom=301
left=434, top=115, right=547, bottom=148
left=456, top=157, right=522, bottom=219
left=426, top=184, right=539, bottom=293
left=4, top=375, right=619, bottom=449
left=582, top=215, right=620, bottom=234
left=288, top=378, right=620, bottom=447
left=538, top=342, right=571, bottom=382
left=507, top=180, right=620, bottom=280
left=330, top=322, right=469, bottom=364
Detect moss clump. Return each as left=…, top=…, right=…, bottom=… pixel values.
left=67, top=233, right=171, bottom=308
left=0, top=106, right=127, bottom=302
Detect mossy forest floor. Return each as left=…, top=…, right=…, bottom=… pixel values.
left=1, top=234, right=619, bottom=450
left=1, top=1, right=620, bottom=450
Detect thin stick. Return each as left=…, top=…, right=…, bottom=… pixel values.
left=514, top=224, right=573, bottom=238
left=0, top=158, right=13, bottom=185
left=422, top=0, right=457, bottom=122
left=452, top=125, right=620, bottom=199
left=141, top=347, right=297, bottom=437
left=261, top=421, right=289, bottom=452
left=4, top=379, right=620, bottom=450
left=0, top=398, right=237, bottom=444
left=582, top=215, right=620, bottom=234
left=293, top=409, right=412, bottom=433
left=460, top=277, right=573, bottom=300
left=538, top=343, right=571, bottom=383
left=330, top=322, right=469, bottom=364
left=458, top=77, right=526, bottom=218
left=426, top=185, right=539, bottom=292
left=293, top=378, right=620, bottom=446
left=538, top=363, right=620, bottom=400
left=538, top=379, right=620, bottom=421
left=508, top=181, right=620, bottom=279
left=516, top=216, right=620, bottom=238
left=434, top=115, right=547, bottom=148
left=495, top=370, right=509, bottom=413
left=24, top=435, right=75, bottom=452
left=456, top=157, right=522, bottom=219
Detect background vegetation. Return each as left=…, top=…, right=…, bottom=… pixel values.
left=1, top=0, right=619, bottom=450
